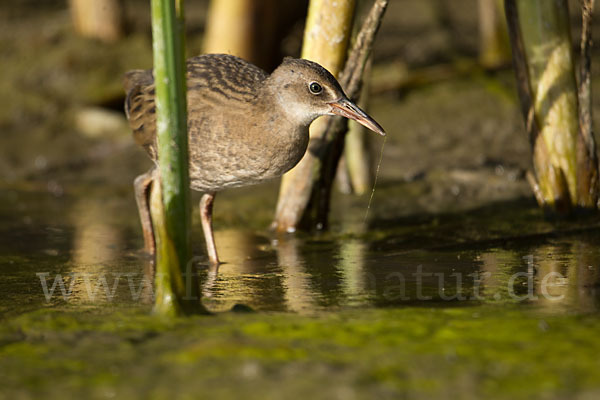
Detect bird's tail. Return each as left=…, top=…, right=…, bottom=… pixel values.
left=122, top=69, right=153, bottom=120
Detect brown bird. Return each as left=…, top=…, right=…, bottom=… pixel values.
left=124, top=54, right=385, bottom=265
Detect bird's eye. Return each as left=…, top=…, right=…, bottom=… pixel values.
left=309, top=82, right=322, bottom=94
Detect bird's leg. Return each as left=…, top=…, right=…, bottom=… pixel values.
left=200, top=192, right=220, bottom=265
left=134, top=168, right=157, bottom=255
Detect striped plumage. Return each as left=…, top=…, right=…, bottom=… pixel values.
left=124, top=54, right=321, bottom=192
left=125, top=53, right=385, bottom=264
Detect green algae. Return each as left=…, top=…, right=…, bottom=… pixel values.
left=1, top=306, right=600, bottom=399
left=2, top=2, right=600, bottom=399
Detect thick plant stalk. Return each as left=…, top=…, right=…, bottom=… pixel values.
left=203, top=0, right=279, bottom=69
left=150, top=182, right=197, bottom=315
left=69, top=0, right=124, bottom=42
left=274, top=0, right=388, bottom=232
left=150, top=0, right=201, bottom=315
left=203, top=0, right=257, bottom=61
left=478, top=0, right=510, bottom=68
left=315, top=0, right=388, bottom=227
left=505, top=0, right=597, bottom=213
left=273, top=0, right=357, bottom=232
left=342, top=59, right=373, bottom=195
left=576, top=0, right=598, bottom=208
left=343, top=119, right=372, bottom=195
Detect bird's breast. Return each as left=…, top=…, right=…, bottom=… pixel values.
left=188, top=108, right=310, bottom=192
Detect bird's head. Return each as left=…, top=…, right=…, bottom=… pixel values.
left=266, top=58, right=385, bottom=136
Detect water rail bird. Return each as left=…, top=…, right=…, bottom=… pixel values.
left=124, top=53, right=385, bottom=265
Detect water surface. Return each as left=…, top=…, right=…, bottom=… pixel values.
left=2, top=181, right=599, bottom=317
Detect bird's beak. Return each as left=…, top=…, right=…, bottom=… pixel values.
left=328, top=98, right=386, bottom=136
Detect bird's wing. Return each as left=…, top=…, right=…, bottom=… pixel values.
left=186, top=54, right=267, bottom=107
left=123, top=54, right=268, bottom=161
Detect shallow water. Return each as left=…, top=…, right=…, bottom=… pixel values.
left=4, top=180, right=600, bottom=398
left=2, top=181, right=599, bottom=318
left=3, top=1, right=600, bottom=397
